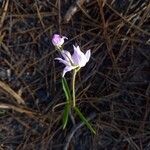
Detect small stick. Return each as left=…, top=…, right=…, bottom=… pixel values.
left=64, top=0, right=86, bottom=23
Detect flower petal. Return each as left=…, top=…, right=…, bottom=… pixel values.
left=73, top=45, right=85, bottom=56
left=85, top=50, right=91, bottom=62
left=55, top=58, right=70, bottom=66
left=62, top=66, right=76, bottom=77
left=61, top=50, right=73, bottom=63
left=72, top=45, right=87, bottom=67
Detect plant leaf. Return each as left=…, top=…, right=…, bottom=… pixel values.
left=61, top=77, right=71, bottom=129
left=62, top=104, right=70, bottom=129
left=62, top=77, right=71, bottom=103
left=74, top=107, right=96, bottom=134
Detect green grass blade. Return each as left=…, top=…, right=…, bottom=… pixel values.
left=74, top=107, right=96, bottom=134
left=61, top=77, right=71, bottom=129
left=62, top=104, right=70, bottom=129
left=62, top=77, right=71, bottom=102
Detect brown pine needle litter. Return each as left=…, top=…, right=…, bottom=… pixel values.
left=0, top=0, right=150, bottom=149
left=0, top=103, right=36, bottom=115
left=0, top=80, right=25, bottom=105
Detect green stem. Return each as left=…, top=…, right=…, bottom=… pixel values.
left=72, top=69, right=77, bottom=107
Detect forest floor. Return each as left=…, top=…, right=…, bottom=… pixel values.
left=0, top=0, right=150, bottom=150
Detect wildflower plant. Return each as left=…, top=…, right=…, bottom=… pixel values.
left=52, top=34, right=95, bottom=134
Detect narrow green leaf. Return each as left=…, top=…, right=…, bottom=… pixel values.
left=62, top=77, right=71, bottom=102
left=74, top=107, right=96, bottom=134
left=62, top=104, right=70, bottom=129
left=61, top=77, right=71, bottom=129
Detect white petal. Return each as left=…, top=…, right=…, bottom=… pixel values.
left=85, top=50, right=91, bottom=62
left=62, top=66, right=76, bottom=77
left=61, top=50, right=73, bottom=63
left=78, top=57, right=87, bottom=67
left=73, top=45, right=84, bottom=56
left=72, top=45, right=87, bottom=67
left=55, top=58, right=70, bottom=66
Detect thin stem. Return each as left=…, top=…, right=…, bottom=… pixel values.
left=72, top=69, right=77, bottom=107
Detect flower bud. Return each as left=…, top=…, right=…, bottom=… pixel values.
left=52, top=34, right=68, bottom=49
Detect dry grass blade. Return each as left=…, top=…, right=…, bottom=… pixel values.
left=106, top=2, right=150, bottom=36
left=35, top=2, right=45, bottom=29
left=0, top=103, right=36, bottom=115
left=0, top=0, right=9, bottom=35
left=0, top=80, right=25, bottom=105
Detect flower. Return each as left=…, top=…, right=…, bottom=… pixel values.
left=55, top=45, right=91, bottom=77
left=52, top=34, right=68, bottom=48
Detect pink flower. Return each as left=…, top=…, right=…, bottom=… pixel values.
left=52, top=34, right=68, bottom=48
left=55, top=45, right=91, bottom=77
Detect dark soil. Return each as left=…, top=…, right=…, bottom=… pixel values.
left=0, top=0, right=150, bottom=150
